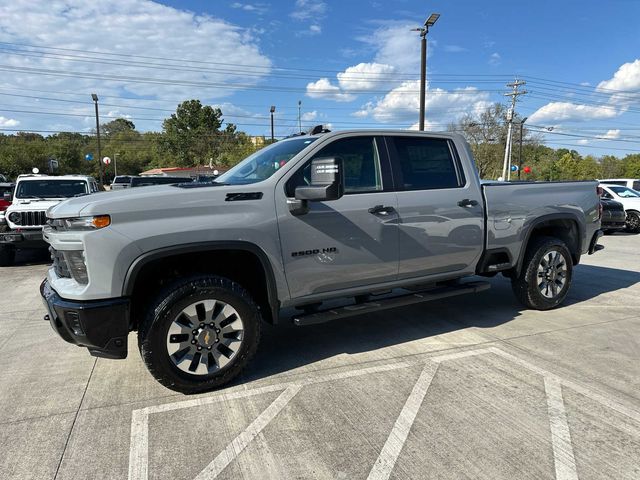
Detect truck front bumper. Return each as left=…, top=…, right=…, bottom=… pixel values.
left=40, top=279, right=130, bottom=359
left=1, top=229, right=47, bottom=249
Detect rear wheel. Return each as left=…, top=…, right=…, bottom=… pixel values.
left=511, top=236, right=573, bottom=310
left=0, top=246, right=15, bottom=266
left=138, top=275, right=261, bottom=394
left=625, top=211, right=640, bottom=233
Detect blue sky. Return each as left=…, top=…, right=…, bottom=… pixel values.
left=0, top=0, right=639, bottom=157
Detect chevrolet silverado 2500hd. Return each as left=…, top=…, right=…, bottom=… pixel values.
left=40, top=129, right=603, bottom=393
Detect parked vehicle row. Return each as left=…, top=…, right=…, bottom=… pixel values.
left=599, top=183, right=640, bottom=233
left=111, top=175, right=194, bottom=189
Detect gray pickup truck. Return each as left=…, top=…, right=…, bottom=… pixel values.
left=40, top=129, right=603, bottom=393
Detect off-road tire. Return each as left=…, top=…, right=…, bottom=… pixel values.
left=0, top=246, right=15, bottom=267
left=625, top=211, right=640, bottom=233
left=138, top=275, right=261, bottom=394
left=511, top=236, right=573, bottom=310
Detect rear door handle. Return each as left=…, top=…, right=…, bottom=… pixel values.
left=457, top=199, right=479, bottom=208
left=368, top=205, right=395, bottom=216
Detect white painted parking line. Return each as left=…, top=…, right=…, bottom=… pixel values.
left=128, top=361, right=413, bottom=480
left=194, top=384, right=302, bottom=480
left=367, top=362, right=439, bottom=480
left=128, top=346, right=640, bottom=480
left=489, top=347, right=640, bottom=429
left=545, top=378, right=578, bottom=480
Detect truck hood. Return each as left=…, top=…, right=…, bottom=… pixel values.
left=47, top=183, right=252, bottom=219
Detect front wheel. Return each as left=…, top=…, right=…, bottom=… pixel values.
left=625, top=211, right=640, bottom=233
left=138, top=275, right=261, bottom=394
left=511, top=236, right=573, bottom=310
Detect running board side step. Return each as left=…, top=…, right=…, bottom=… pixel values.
left=292, top=281, right=490, bottom=326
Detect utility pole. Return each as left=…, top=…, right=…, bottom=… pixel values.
left=413, top=13, right=440, bottom=131
left=91, top=93, right=104, bottom=188
left=517, top=117, right=527, bottom=180
left=114, top=152, right=119, bottom=178
left=298, top=100, right=302, bottom=133
left=501, top=79, right=527, bottom=181
left=270, top=105, right=275, bottom=142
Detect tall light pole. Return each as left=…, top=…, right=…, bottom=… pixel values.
left=114, top=152, right=120, bottom=178
left=270, top=105, right=275, bottom=142
left=91, top=93, right=104, bottom=188
left=517, top=117, right=528, bottom=180
left=298, top=100, right=302, bottom=133
left=413, top=13, right=440, bottom=131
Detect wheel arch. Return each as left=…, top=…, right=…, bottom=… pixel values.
left=515, top=213, right=584, bottom=276
left=123, top=241, right=280, bottom=327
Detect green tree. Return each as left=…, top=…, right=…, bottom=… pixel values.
left=622, top=154, right=640, bottom=177
left=159, top=100, right=226, bottom=166
left=102, top=118, right=136, bottom=137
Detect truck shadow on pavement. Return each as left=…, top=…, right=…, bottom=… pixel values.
left=240, top=264, right=640, bottom=384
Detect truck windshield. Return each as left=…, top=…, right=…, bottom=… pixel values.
left=16, top=180, right=88, bottom=198
left=217, top=137, right=317, bottom=185
left=610, top=186, right=640, bottom=198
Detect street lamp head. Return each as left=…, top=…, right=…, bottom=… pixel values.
left=522, top=116, right=529, bottom=124
left=425, top=13, right=440, bottom=27
left=91, top=93, right=98, bottom=102
left=270, top=105, right=276, bottom=113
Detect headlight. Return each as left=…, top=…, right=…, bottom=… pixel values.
left=8, top=211, right=21, bottom=224
left=53, top=215, right=111, bottom=231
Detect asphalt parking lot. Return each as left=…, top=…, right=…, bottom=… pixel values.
left=1, top=235, right=639, bottom=480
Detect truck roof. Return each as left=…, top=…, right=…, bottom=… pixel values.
left=16, top=174, right=94, bottom=181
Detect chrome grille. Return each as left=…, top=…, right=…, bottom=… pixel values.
left=19, top=211, right=48, bottom=226
left=49, top=246, right=71, bottom=278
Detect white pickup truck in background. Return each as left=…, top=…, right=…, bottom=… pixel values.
left=0, top=174, right=98, bottom=266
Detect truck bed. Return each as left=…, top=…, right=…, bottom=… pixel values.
left=481, top=180, right=601, bottom=269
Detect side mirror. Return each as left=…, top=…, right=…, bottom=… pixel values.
left=295, top=157, right=344, bottom=202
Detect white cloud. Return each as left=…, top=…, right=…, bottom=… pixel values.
left=336, top=62, right=395, bottom=91
left=488, top=52, right=501, bottom=66
left=0, top=0, right=272, bottom=132
left=597, top=59, right=640, bottom=92
left=290, top=0, right=327, bottom=21
left=306, top=78, right=355, bottom=102
left=580, top=81, right=591, bottom=86
left=576, top=139, right=589, bottom=145
left=354, top=81, right=491, bottom=128
left=528, top=102, right=620, bottom=124
left=357, top=22, right=420, bottom=74
left=230, top=2, right=269, bottom=14
left=301, top=110, right=318, bottom=121
left=598, top=129, right=621, bottom=140
left=0, top=116, right=20, bottom=128
left=309, top=24, right=322, bottom=34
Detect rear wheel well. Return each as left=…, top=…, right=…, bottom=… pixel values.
left=524, top=219, right=581, bottom=267
left=128, top=249, right=275, bottom=330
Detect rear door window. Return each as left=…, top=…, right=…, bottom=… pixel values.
left=388, top=136, right=463, bottom=190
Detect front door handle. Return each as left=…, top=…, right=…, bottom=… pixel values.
left=368, top=204, right=395, bottom=216
left=457, top=199, right=479, bottom=208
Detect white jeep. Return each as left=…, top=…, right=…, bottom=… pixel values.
left=0, top=174, right=98, bottom=266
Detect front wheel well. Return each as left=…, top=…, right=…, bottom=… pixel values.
left=127, top=249, right=276, bottom=330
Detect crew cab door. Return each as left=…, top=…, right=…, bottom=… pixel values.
left=276, top=135, right=399, bottom=299
left=385, top=135, right=484, bottom=279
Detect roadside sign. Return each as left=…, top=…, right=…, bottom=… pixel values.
left=103, top=157, right=111, bottom=165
